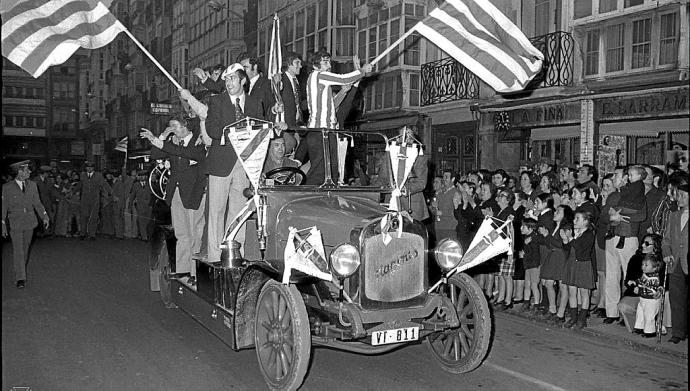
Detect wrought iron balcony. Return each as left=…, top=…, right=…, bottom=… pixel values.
left=420, top=31, right=574, bottom=105
left=421, top=57, right=479, bottom=106
left=528, top=31, right=574, bottom=88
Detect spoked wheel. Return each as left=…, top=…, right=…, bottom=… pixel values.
left=426, top=273, right=491, bottom=373
left=254, top=280, right=311, bottom=391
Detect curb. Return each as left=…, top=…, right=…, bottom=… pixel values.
left=494, top=307, right=687, bottom=361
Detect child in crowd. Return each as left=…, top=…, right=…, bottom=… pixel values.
left=629, top=254, right=665, bottom=337
left=511, top=192, right=528, bottom=306
left=493, top=189, right=516, bottom=310
left=561, top=211, right=596, bottom=329
left=520, top=218, right=540, bottom=311
left=538, top=203, right=573, bottom=322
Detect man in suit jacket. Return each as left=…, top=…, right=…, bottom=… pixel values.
left=205, top=63, right=265, bottom=262
left=239, top=55, right=276, bottom=120
left=280, top=51, right=305, bottom=128
left=1, top=161, right=49, bottom=288
left=130, top=171, right=153, bottom=241
left=78, top=161, right=112, bottom=239
left=662, top=181, right=689, bottom=343
left=141, top=113, right=207, bottom=281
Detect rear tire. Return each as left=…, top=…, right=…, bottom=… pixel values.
left=426, top=273, right=491, bottom=373
left=254, top=280, right=311, bottom=391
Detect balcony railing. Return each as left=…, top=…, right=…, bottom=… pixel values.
left=420, top=31, right=574, bottom=105
left=528, top=31, right=574, bottom=88
left=421, top=57, right=479, bottom=106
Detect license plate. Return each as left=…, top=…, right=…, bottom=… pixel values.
left=371, top=326, right=419, bottom=346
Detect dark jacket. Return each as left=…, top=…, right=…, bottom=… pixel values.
left=563, top=229, right=595, bottom=263
left=205, top=92, right=265, bottom=177
left=249, top=75, right=277, bottom=119
left=151, top=133, right=207, bottom=210
left=280, top=73, right=305, bottom=127
left=522, top=233, right=541, bottom=269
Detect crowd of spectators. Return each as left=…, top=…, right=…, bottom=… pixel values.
left=1, top=162, right=155, bottom=241
left=428, top=159, right=688, bottom=344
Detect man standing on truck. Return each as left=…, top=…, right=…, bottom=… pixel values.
left=295, top=49, right=372, bottom=185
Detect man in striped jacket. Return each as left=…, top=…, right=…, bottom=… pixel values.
left=296, top=49, right=372, bottom=185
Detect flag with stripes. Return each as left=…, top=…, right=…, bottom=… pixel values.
left=224, top=122, right=273, bottom=190
left=267, top=13, right=283, bottom=122
left=1, top=0, right=126, bottom=78
left=414, top=0, right=543, bottom=93
left=114, top=136, right=128, bottom=152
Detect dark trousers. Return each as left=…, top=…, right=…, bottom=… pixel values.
left=10, top=228, right=33, bottom=281
left=669, top=270, right=688, bottom=339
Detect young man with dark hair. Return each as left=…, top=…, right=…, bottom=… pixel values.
left=141, top=111, right=208, bottom=284
left=238, top=54, right=276, bottom=119
left=295, top=49, right=372, bottom=185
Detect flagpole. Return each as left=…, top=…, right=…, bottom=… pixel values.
left=369, top=26, right=417, bottom=66
left=121, top=28, right=182, bottom=90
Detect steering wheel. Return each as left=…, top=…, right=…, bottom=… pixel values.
left=264, top=167, right=306, bottom=185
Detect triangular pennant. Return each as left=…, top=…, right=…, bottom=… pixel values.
left=337, top=135, right=349, bottom=185
left=225, top=120, right=273, bottom=190
left=386, top=141, right=419, bottom=212
left=456, top=217, right=513, bottom=273
left=282, top=227, right=332, bottom=284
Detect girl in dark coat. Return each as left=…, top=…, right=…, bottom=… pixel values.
left=561, top=211, right=596, bottom=329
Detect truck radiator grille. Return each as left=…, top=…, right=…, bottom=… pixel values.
left=362, top=233, right=425, bottom=302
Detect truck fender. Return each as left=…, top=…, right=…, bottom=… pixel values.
left=234, top=266, right=272, bottom=349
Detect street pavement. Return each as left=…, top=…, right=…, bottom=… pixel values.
left=2, top=236, right=688, bottom=391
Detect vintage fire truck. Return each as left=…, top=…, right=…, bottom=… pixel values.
left=150, top=124, right=511, bottom=391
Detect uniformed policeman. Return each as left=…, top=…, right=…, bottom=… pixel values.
left=1, top=160, right=50, bottom=288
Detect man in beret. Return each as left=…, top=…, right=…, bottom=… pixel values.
left=2, top=161, right=49, bottom=288
left=77, top=161, right=112, bottom=240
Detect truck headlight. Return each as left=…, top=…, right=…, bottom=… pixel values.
left=330, top=244, right=360, bottom=278
left=434, top=239, right=463, bottom=271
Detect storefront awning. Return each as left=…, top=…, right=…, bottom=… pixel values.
left=600, top=118, right=689, bottom=137
left=530, top=125, right=580, bottom=141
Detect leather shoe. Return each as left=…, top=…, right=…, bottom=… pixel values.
left=642, top=333, right=656, bottom=338
left=668, top=336, right=684, bottom=344
left=603, top=317, right=619, bottom=324
left=16, top=280, right=25, bottom=289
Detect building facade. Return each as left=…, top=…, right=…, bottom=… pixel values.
left=2, top=55, right=84, bottom=169
left=419, top=0, right=689, bottom=176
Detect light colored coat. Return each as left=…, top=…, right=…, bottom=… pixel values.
left=2, top=179, right=47, bottom=231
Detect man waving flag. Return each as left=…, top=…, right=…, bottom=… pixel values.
left=414, top=0, right=543, bottom=93
left=1, top=0, right=126, bottom=78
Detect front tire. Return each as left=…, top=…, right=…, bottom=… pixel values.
left=254, top=280, right=311, bottom=391
left=426, top=273, right=491, bottom=373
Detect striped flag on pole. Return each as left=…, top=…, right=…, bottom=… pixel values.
left=114, top=136, right=128, bottom=152
left=414, top=0, right=543, bottom=93
left=267, top=13, right=283, bottom=123
left=1, top=0, right=126, bottom=78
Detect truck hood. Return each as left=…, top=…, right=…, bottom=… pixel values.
left=270, top=193, right=386, bottom=248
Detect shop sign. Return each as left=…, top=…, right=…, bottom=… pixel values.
left=598, top=90, right=688, bottom=119
left=150, top=103, right=172, bottom=115
left=71, top=141, right=84, bottom=156
left=507, top=102, right=580, bottom=128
